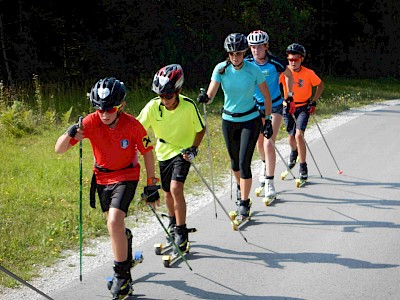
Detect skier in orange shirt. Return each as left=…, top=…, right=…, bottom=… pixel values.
left=280, top=43, right=324, bottom=183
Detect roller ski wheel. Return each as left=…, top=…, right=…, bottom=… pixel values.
left=281, top=169, right=290, bottom=180
left=263, top=195, right=277, bottom=206
left=255, top=183, right=265, bottom=197
left=231, top=212, right=252, bottom=231
left=154, top=242, right=171, bottom=255
left=295, top=178, right=307, bottom=188
left=162, top=242, right=190, bottom=268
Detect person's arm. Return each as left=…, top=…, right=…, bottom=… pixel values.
left=143, top=150, right=160, bottom=208
left=205, top=80, right=220, bottom=104
left=192, top=128, right=206, bottom=148
left=143, top=150, right=156, bottom=180
left=259, top=81, right=272, bottom=116
left=282, top=66, right=294, bottom=95
left=312, top=80, right=325, bottom=102
left=54, top=125, right=84, bottom=154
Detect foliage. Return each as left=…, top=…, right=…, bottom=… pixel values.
left=0, top=1, right=399, bottom=87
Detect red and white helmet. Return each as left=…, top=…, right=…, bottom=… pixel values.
left=152, top=64, right=184, bottom=95
left=247, top=30, right=269, bottom=45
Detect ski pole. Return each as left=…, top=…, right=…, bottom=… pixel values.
left=78, top=116, right=83, bottom=282
left=0, top=265, right=55, bottom=300
left=147, top=204, right=193, bottom=271
left=270, top=139, right=296, bottom=179
left=190, top=162, right=248, bottom=243
left=200, top=88, right=217, bottom=218
left=291, top=113, right=323, bottom=178
left=311, top=114, right=343, bottom=174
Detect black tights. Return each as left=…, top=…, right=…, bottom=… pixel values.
left=222, top=117, right=261, bottom=179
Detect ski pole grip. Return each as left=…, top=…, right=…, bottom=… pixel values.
left=78, top=116, right=83, bottom=129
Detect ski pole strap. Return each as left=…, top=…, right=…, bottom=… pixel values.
left=89, top=173, right=97, bottom=208
left=222, top=105, right=258, bottom=118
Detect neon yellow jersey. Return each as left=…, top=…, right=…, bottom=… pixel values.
left=137, top=94, right=205, bottom=161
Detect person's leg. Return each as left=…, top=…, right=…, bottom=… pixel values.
left=237, top=118, right=262, bottom=216
left=222, top=119, right=241, bottom=200
left=160, top=158, right=177, bottom=242
left=169, top=155, right=191, bottom=252
left=99, top=181, right=137, bottom=297
left=265, top=106, right=283, bottom=177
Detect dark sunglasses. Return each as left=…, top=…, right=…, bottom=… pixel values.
left=160, top=93, right=175, bottom=100
left=97, top=104, right=121, bottom=114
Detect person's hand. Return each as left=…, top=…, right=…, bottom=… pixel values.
left=67, top=124, right=79, bottom=138
left=141, top=185, right=160, bottom=208
left=262, top=119, right=273, bottom=139
left=308, top=100, right=317, bottom=114
left=182, top=146, right=198, bottom=162
left=285, top=97, right=296, bottom=115
left=197, top=88, right=210, bottom=104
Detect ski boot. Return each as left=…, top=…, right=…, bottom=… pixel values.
left=281, top=149, right=298, bottom=180
left=296, top=162, right=308, bottom=188
left=255, top=161, right=266, bottom=196
left=174, top=224, right=189, bottom=255
left=263, top=178, right=277, bottom=206
left=108, top=260, right=133, bottom=300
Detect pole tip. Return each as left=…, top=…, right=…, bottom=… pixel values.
left=338, top=170, right=343, bottom=174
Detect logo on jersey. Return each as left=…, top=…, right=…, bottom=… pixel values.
left=297, top=79, right=304, bottom=88
left=142, top=135, right=152, bottom=148
left=120, top=139, right=129, bottom=149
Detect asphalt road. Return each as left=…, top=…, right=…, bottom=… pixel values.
left=48, top=101, right=400, bottom=299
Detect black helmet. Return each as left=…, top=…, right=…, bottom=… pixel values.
left=224, top=33, right=248, bottom=52
left=286, top=43, right=306, bottom=57
left=152, top=64, right=184, bottom=95
left=90, top=77, right=126, bottom=110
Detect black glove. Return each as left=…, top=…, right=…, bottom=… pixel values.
left=67, top=124, right=79, bottom=138
left=262, top=119, right=273, bottom=139
left=182, top=146, right=198, bottom=161
left=197, top=89, right=210, bottom=104
left=142, top=185, right=160, bottom=203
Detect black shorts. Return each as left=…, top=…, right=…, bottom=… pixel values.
left=159, top=154, right=191, bottom=192
left=283, top=105, right=310, bottom=136
left=97, top=181, right=138, bottom=214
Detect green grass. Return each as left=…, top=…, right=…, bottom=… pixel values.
left=0, top=77, right=399, bottom=288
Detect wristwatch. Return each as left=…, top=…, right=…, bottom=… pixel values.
left=288, top=92, right=294, bottom=97
left=147, top=177, right=159, bottom=185
left=265, top=115, right=272, bottom=120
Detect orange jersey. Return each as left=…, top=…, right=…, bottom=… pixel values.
left=280, top=66, right=321, bottom=107
left=70, top=112, right=153, bottom=184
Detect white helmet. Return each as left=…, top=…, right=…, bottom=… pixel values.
left=247, top=30, right=269, bottom=45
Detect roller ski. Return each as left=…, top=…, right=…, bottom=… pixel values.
left=162, top=224, right=196, bottom=268
left=295, top=162, right=308, bottom=188
left=281, top=149, right=298, bottom=180
left=255, top=161, right=266, bottom=196
left=229, top=199, right=252, bottom=231
left=263, top=179, right=277, bottom=206
left=106, top=228, right=143, bottom=299
left=154, top=226, right=197, bottom=256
